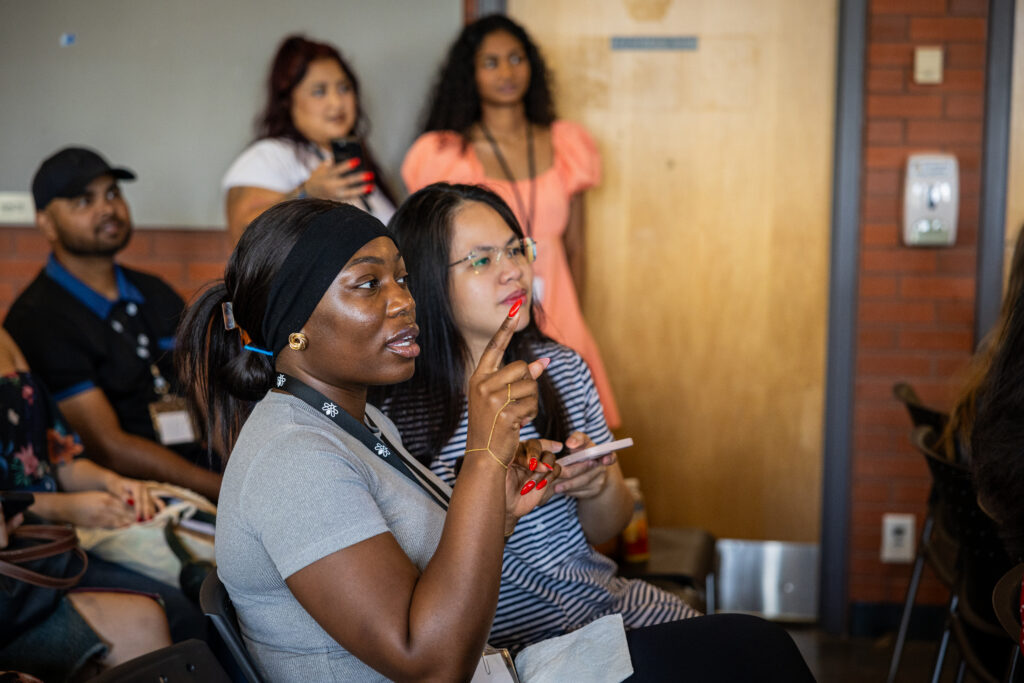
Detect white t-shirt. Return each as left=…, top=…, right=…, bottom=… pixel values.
left=222, top=137, right=395, bottom=225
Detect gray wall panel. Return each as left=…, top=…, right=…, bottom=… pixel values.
left=0, top=1, right=461, bottom=227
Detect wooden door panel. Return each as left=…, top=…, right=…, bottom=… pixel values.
left=510, top=0, right=836, bottom=541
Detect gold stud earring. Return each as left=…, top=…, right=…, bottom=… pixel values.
left=288, top=333, right=308, bottom=351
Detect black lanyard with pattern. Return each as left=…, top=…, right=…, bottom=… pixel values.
left=275, top=373, right=449, bottom=510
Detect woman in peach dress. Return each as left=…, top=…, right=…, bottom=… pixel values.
left=402, top=14, right=620, bottom=427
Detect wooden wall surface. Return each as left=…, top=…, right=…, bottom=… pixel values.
left=509, top=0, right=837, bottom=541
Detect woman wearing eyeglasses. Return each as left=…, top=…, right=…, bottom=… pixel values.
left=377, top=184, right=818, bottom=681
left=377, top=183, right=699, bottom=651
left=401, top=14, right=620, bottom=428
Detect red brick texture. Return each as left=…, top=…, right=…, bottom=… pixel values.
left=0, top=226, right=232, bottom=321
left=851, top=0, right=987, bottom=609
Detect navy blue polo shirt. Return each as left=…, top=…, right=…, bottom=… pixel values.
left=3, top=255, right=187, bottom=446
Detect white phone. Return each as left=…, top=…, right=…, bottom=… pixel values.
left=557, top=438, right=634, bottom=467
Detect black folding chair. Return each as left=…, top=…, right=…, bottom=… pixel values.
left=915, top=426, right=1012, bottom=683
left=199, top=571, right=265, bottom=683
left=90, top=639, right=231, bottom=682
left=888, top=384, right=956, bottom=683
left=992, top=563, right=1024, bottom=682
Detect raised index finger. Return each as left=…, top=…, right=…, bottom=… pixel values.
left=476, top=299, right=524, bottom=374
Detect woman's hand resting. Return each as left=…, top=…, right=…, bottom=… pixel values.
left=57, top=491, right=137, bottom=528
left=103, top=475, right=165, bottom=522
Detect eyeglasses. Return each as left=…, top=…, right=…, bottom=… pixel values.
left=448, top=237, right=537, bottom=275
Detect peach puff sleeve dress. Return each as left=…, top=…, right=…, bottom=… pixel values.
left=402, top=120, right=620, bottom=427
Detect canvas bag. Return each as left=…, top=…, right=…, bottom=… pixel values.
left=75, top=482, right=215, bottom=589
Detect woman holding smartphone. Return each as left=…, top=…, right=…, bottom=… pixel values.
left=378, top=183, right=698, bottom=649
left=379, top=184, right=816, bottom=681
left=177, top=199, right=559, bottom=681
left=223, top=35, right=396, bottom=241
left=402, top=14, right=620, bottom=427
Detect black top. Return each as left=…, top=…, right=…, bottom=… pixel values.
left=3, top=256, right=192, bottom=452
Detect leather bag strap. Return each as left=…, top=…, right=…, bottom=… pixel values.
left=0, top=525, right=88, bottom=589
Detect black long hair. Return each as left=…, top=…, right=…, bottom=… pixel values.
left=373, top=183, right=569, bottom=463
left=176, top=199, right=339, bottom=460
left=969, top=232, right=1024, bottom=560
left=255, top=34, right=396, bottom=205
left=421, top=15, right=556, bottom=141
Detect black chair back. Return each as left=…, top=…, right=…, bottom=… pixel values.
left=913, top=426, right=1008, bottom=568
left=199, top=571, right=265, bottom=683
left=894, top=382, right=949, bottom=434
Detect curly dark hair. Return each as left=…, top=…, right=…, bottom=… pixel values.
left=421, top=15, right=556, bottom=140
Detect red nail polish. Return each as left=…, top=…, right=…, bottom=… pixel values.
left=542, top=462, right=555, bottom=471
left=537, top=479, right=548, bottom=490
left=529, top=458, right=538, bottom=471
left=508, top=297, right=524, bottom=318
left=362, top=171, right=374, bottom=181
left=347, top=158, right=361, bottom=169
left=363, top=185, right=373, bottom=194
left=520, top=480, right=536, bottom=495
left=126, top=497, right=135, bottom=506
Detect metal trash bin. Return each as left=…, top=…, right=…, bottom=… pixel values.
left=707, top=539, right=819, bottom=622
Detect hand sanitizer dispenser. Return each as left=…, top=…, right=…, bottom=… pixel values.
left=903, top=153, right=958, bottom=247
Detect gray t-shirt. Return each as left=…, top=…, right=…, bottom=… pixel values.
left=215, top=391, right=449, bottom=682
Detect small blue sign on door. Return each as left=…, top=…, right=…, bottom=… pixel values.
left=611, top=36, right=698, bottom=51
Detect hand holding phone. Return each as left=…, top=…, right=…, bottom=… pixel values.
left=330, top=137, right=364, bottom=168
left=329, top=137, right=373, bottom=210
left=557, top=438, right=634, bottom=467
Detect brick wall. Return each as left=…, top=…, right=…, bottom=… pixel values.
left=851, top=0, right=988, bottom=611
left=0, top=226, right=233, bottom=320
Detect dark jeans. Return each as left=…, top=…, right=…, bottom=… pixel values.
left=625, top=613, right=816, bottom=682
left=79, top=552, right=208, bottom=643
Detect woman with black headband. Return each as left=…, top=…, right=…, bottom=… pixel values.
left=176, top=200, right=559, bottom=681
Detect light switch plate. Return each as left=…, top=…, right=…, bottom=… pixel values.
left=0, top=192, right=35, bottom=224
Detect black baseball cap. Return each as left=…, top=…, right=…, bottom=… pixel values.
left=32, top=147, right=136, bottom=210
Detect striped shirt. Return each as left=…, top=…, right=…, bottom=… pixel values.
left=382, top=341, right=698, bottom=649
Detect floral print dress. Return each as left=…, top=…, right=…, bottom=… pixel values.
left=1, top=372, right=84, bottom=492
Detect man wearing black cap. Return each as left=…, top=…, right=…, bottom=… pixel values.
left=3, top=147, right=221, bottom=503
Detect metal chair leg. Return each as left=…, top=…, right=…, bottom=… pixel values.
left=1007, top=646, right=1021, bottom=683
left=889, top=513, right=935, bottom=683
left=954, top=657, right=968, bottom=683
left=933, top=593, right=959, bottom=683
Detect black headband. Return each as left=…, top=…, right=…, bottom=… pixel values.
left=262, top=204, right=392, bottom=355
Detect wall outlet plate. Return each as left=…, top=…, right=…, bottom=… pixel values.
left=881, top=513, right=916, bottom=563
left=914, top=46, right=943, bottom=84
left=0, top=192, right=35, bottom=224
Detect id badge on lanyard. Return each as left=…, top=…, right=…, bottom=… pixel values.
left=110, top=303, right=196, bottom=446
left=147, top=363, right=196, bottom=446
